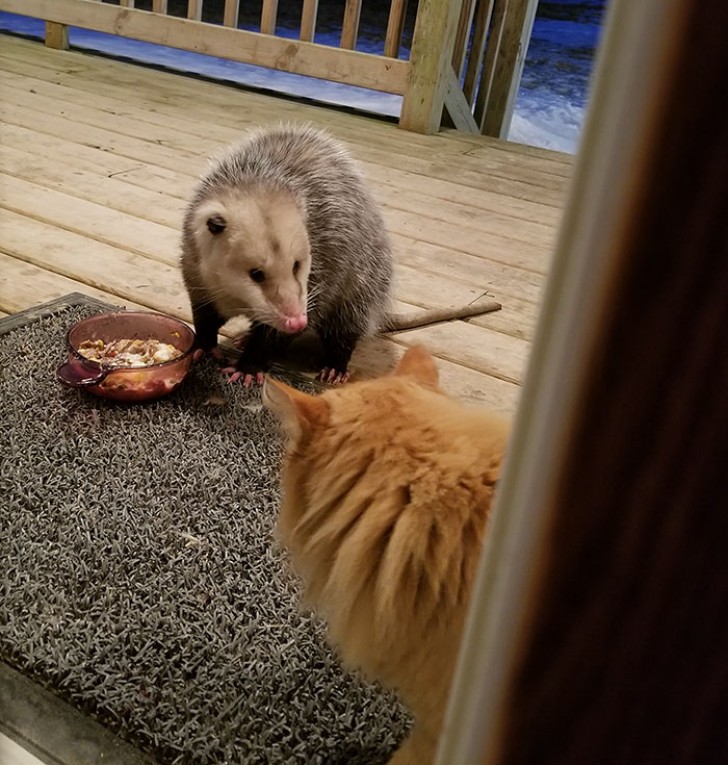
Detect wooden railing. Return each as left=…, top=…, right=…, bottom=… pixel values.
left=0, top=0, right=537, bottom=137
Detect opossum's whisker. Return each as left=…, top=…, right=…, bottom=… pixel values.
left=248, top=308, right=280, bottom=325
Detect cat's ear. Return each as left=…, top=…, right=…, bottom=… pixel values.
left=394, top=345, right=440, bottom=389
left=262, top=377, right=329, bottom=441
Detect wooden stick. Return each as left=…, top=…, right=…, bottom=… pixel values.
left=384, top=298, right=501, bottom=332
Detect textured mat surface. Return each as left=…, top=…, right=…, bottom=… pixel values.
left=0, top=296, right=409, bottom=765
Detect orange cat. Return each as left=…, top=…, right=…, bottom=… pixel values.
left=263, top=346, right=510, bottom=764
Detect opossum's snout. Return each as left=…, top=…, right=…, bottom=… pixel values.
left=280, top=313, right=308, bottom=333
left=272, top=286, right=308, bottom=334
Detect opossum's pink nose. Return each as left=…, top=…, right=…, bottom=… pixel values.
left=282, top=314, right=308, bottom=333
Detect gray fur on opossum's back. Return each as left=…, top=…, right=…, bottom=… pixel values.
left=185, top=124, right=393, bottom=336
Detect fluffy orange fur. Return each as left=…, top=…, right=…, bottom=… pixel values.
left=263, top=346, right=510, bottom=764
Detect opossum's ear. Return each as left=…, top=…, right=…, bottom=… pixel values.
left=394, top=345, right=439, bottom=389
left=206, top=215, right=227, bottom=235
left=263, top=378, right=329, bottom=442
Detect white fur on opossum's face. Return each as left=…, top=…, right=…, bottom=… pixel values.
left=193, top=190, right=312, bottom=334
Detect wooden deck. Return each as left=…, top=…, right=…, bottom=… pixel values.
left=0, top=33, right=573, bottom=414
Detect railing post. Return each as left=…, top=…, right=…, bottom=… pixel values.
left=44, top=21, right=69, bottom=50
left=399, top=0, right=463, bottom=134
left=479, top=0, right=539, bottom=138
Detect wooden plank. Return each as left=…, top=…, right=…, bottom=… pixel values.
left=0, top=252, right=145, bottom=315
left=0, top=99, right=558, bottom=277
left=0, top=82, right=568, bottom=208
left=390, top=319, right=529, bottom=385
left=259, top=0, right=278, bottom=34
left=299, top=0, right=318, bottom=42
left=0, top=174, right=180, bottom=265
left=0, top=140, right=544, bottom=339
left=152, top=0, right=168, bottom=14
left=355, top=335, right=522, bottom=413
left=120, top=0, right=136, bottom=8
left=0, top=211, right=189, bottom=317
left=0, top=33, right=571, bottom=165
left=0, top=0, right=411, bottom=95
left=390, top=237, right=544, bottom=306
left=400, top=0, right=463, bottom=133
left=5, top=72, right=558, bottom=250
left=223, top=0, right=240, bottom=28
left=340, top=0, right=362, bottom=50
left=0, top=167, right=499, bottom=316
left=0, top=39, right=572, bottom=172
left=44, top=21, right=69, bottom=50
left=0, top=101, right=207, bottom=175
left=371, top=180, right=557, bottom=248
left=0, top=86, right=562, bottom=273
left=384, top=0, right=407, bottom=58
left=480, top=0, right=539, bottom=137
left=0, top=144, right=187, bottom=229
left=393, top=266, right=485, bottom=309
left=0, top=122, right=148, bottom=178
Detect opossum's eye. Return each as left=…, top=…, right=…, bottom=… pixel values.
left=249, top=268, right=266, bottom=284
left=293, top=260, right=300, bottom=275
left=206, top=215, right=226, bottom=235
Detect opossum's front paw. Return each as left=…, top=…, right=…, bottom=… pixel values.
left=193, top=346, right=225, bottom=363
left=318, top=367, right=350, bottom=385
left=221, top=366, right=265, bottom=387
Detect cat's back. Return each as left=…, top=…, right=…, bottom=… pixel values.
left=346, top=379, right=509, bottom=478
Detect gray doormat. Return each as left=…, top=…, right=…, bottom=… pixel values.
left=0, top=294, right=409, bottom=765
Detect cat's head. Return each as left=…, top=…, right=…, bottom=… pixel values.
left=262, top=344, right=440, bottom=445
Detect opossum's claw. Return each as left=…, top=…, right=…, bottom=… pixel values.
left=221, top=367, right=265, bottom=387
left=193, top=348, right=205, bottom=363
left=222, top=368, right=243, bottom=384
left=319, top=367, right=350, bottom=385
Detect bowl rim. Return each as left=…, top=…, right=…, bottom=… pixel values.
left=65, top=310, right=196, bottom=372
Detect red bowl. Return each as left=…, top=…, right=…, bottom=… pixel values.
left=57, top=311, right=196, bottom=402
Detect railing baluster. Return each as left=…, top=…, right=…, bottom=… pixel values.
left=45, top=21, right=68, bottom=49
left=473, top=0, right=506, bottom=126
left=260, top=0, right=279, bottom=35
left=463, top=0, right=496, bottom=105
left=187, top=0, right=202, bottom=21
left=384, top=0, right=407, bottom=59
left=152, top=0, right=168, bottom=14
left=479, top=0, right=539, bottom=137
left=223, top=0, right=240, bottom=28
left=120, top=0, right=136, bottom=8
left=300, top=0, right=319, bottom=42
left=340, top=0, right=362, bottom=50
left=451, top=0, right=476, bottom=78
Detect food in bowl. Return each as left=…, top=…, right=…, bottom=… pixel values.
left=77, top=337, right=184, bottom=368
left=56, top=311, right=196, bottom=402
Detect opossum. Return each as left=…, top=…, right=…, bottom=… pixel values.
left=180, top=123, right=499, bottom=384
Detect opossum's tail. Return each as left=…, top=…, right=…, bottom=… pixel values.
left=381, top=298, right=501, bottom=333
